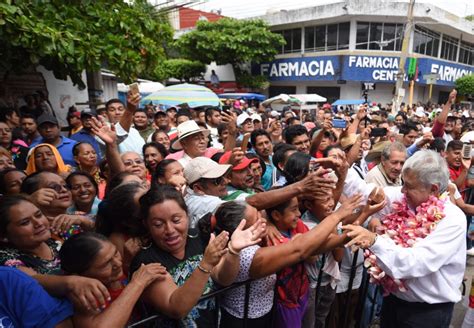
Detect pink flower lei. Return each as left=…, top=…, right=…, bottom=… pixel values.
left=364, top=194, right=447, bottom=296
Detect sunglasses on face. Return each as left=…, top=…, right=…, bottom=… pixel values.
left=123, top=159, right=144, bottom=166
left=47, top=183, right=69, bottom=193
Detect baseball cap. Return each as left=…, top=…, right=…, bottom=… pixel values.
left=37, top=113, right=58, bottom=126
left=237, top=112, right=252, bottom=127
left=80, top=108, right=97, bottom=118
left=184, top=157, right=231, bottom=185
left=250, top=113, right=262, bottom=122
left=218, top=152, right=259, bottom=171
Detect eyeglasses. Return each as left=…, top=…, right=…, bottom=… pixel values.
left=208, top=176, right=226, bottom=186
left=0, top=128, right=11, bottom=133
left=123, top=159, right=144, bottom=167
left=47, top=183, right=69, bottom=193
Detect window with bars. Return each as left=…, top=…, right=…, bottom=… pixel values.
left=355, top=22, right=404, bottom=51
left=413, top=25, right=440, bottom=57
left=458, top=41, right=473, bottom=65
left=440, top=35, right=459, bottom=62
left=274, top=28, right=302, bottom=54
left=304, top=22, right=350, bottom=52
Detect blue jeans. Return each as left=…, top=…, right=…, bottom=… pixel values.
left=381, top=294, right=454, bottom=328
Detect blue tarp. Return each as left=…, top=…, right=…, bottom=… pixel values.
left=332, top=99, right=370, bottom=106
left=218, top=93, right=266, bottom=101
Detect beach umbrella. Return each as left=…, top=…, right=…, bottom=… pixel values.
left=141, top=83, right=220, bottom=108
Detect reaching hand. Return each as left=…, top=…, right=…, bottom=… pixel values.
left=66, top=276, right=110, bottom=312
left=357, top=106, right=368, bottom=121
left=265, top=222, right=284, bottom=246
left=50, top=214, right=83, bottom=234
left=335, top=194, right=364, bottom=220
left=342, top=224, right=377, bottom=250
left=131, top=263, right=168, bottom=288
left=300, top=167, right=337, bottom=193
left=202, top=231, right=229, bottom=269
left=229, top=147, right=245, bottom=166
left=322, top=120, right=333, bottom=131
left=229, top=218, right=266, bottom=252
left=90, top=116, right=117, bottom=145
left=221, top=111, right=237, bottom=136
left=448, top=89, right=457, bottom=103
left=29, top=188, right=57, bottom=207
left=462, top=157, right=472, bottom=171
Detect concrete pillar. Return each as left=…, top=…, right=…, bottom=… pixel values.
left=86, top=70, right=104, bottom=109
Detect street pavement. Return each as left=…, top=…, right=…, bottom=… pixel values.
left=451, top=256, right=474, bottom=327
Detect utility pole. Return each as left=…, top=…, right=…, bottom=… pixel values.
left=392, top=0, right=415, bottom=114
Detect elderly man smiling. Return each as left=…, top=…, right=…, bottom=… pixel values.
left=165, top=120, right=220, bottom=168
left=343, top=150, right=466, bottom=328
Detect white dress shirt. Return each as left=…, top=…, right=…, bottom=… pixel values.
left=343, top=177, right=467, bottom=304
left=370, top=187, right=466, bottom=304
left=184, top=188, right=224, bottom=228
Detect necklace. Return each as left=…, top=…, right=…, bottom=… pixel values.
left=364, top=194, right=447, bottom=295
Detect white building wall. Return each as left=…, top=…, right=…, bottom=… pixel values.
left=36, top=66, right=89, bottom=127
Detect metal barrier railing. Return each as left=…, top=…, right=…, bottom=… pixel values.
left=127, top=279, right=254, bottom=328
left=127, top=254, right=380, bottom=328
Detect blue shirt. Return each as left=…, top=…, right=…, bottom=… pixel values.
left=70, top=129, right=102, bottom=163
left=0, top=267, right=73, bottom=327
left=31, top=136, right=78, bottom=167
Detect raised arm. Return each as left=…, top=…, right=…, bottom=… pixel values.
left=89, top=117, right=125, bottom=177
left=249, top=195, right=363, bottom=279
left=210, top=218, right=265, bottom=286
left=119, top=91, right=140, bottom=133
left=142, top=231, right=229, bottom=319
left=246, top=167, right=336, bottom=210
left=221, top=111, right=238, bottom=152
left=309, top=120, right=333, bottom=156
left=436, top=89, right=457, bottom=126
left=73, top=263, right=166, bottom=328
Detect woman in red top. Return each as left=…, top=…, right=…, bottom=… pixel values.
left=266, top=197, right=310, bottom=328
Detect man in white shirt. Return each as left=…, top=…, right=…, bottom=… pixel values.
left=183, top=157, right=231, bottom=228
left=343, top=150, right=466, bottom=328
left=104, top=98, right=144, bottom=154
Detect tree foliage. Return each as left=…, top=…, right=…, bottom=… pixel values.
left=175, top=18, right=285, bottom=66
left=153, top=59, right=206, bottom=82
left=0, top=0, right=173, bottom=88
left=455, top=74, right=474, bottom=96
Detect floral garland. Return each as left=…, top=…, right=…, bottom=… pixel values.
left=364, top=194, right=447, bottom=295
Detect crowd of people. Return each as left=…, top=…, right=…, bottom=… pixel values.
left=0, top=88, right=473, bottom=328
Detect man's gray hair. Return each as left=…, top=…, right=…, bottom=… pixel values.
left=402, top=150, right=449, bottom=193
left=381, top=141, right=407, bottom=161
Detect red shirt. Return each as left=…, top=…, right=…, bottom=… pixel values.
left=449, top=165, right=466, bottom=198
left=274, top=220, right=310, bottom=308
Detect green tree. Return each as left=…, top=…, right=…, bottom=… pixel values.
left=0, top=0, right=173, bottom=88
left=455, top=74, right=474, bottom=96
left=175, top=18, right=284, bottom=89
left=153, top=59, right=206, bottom=82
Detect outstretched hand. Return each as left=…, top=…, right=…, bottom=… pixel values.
left=229, top=218, right=266, bottom=252
left=90, top=116, right=117, bottom=145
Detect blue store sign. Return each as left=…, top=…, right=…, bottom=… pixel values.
left=254, top=55, right=473, bottom=86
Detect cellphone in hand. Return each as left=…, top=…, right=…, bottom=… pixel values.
left=332, top=119, right=347, bottom=129
left=129, top=82, right=139, bottom=96
left=370, top=128, right=388, bottom=137
left=462, top=143, right=472, bottom=159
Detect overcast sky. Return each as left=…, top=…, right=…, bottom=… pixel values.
left=195, top=0, right=474, bottom=19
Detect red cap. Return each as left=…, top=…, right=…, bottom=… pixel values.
left=219, top=151, right=259, bottom=171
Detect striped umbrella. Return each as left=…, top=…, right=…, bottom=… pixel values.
left=140, top=83, right=220, bottom=108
